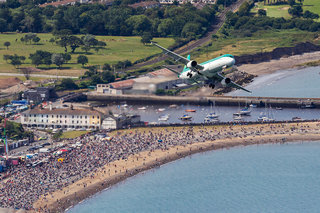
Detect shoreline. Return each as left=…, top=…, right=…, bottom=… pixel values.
left=237, top=51, right=320, bottom=76
left=33, top=123, right=320, bottom=212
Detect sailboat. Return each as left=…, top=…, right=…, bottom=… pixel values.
left=205, top=102, right=220, bottom=123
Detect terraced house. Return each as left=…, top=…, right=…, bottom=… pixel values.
left=21, top=106, right=103, bottom=130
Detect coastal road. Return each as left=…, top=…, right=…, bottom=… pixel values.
left=0, top=73, right=78, bottom=79
left=126, top=0, right=247, bottom=71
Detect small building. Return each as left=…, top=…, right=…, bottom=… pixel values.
left=96, top=68, right=187, bottom=95
left=96, top=79, right=134, bottom=95
left=22, top=87, right=56, bottom=104
left=101, top=113, right=141, bottom=130
left=21, top=106, right=103, bottom=130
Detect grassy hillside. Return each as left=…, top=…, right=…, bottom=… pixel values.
left=303, top=0, right=320, bottom=20
left=252, top=2, right=291, bottom=18
left=0, top=33, right=174, bottom=76
left=191, top=29, right=320, bottom=63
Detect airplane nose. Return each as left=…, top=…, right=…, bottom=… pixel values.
left=231, top=58, right=235, bottom=65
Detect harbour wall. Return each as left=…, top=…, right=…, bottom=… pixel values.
left=86, top=93, right=319, bottom=108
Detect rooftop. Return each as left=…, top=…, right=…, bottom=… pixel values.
left=109, top=79, right=135, bottom=89
left=129, top=1, right=159, bottom=8
left=22, top=108, right=103, bottom=116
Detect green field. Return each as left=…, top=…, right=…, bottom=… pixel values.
left=0, top=33, right=174, bottom=76
left=191, top=29, right=320, bottom=62
left=252, top=2, right=291, bottom=18
left=303, top=0, right=320, bottom=20
left=60, top=130, right=90, bottom=139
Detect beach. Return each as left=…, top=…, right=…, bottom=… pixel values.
left=238, top=51, right=320, bottom=76
left=31, top=121, right=320, bottom=212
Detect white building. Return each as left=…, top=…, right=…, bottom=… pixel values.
left=21, top=107, right=103, bottom=130
left=101, top=114, right=141, bottom=130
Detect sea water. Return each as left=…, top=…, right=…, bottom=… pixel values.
left=68, top=142, right=320, bottom=213
left=229, top=66, right=320, bottom=98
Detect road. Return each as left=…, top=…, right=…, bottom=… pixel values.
left=0, top=73, right=78, bottom=79
left=127, top=0, right=247, bottom=71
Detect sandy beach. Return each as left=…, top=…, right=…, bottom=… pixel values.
left=32, top=121, right=320, bottom=212
left=238, top=51, right=320, bottom=76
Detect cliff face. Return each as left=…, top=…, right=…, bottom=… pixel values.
left=234, top=42, right=320, bottom=65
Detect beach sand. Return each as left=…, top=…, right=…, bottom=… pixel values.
left=238, top=51, right=320, bottom=76
left=33, top=121, right=320, bottom=212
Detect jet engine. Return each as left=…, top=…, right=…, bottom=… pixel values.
left=221, top=78, right=231, bottom=86
left=187, top=60, right=197, bottom=68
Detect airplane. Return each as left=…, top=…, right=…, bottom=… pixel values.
left=152, top=42, right=251, bottom=93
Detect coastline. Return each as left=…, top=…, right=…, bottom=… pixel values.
left=237, top=51, right=320, bottom=76
left=33, top=122, right=320, bottom=213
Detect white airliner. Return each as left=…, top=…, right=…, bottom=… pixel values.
left=152, top=42, right=251, bottom=93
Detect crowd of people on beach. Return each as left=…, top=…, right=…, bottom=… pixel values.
left=0, top=122, right=319, bottom=211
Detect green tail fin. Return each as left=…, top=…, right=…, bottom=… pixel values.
left=183, top=55, right=191, bottom=72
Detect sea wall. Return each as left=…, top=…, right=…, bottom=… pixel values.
left=234, top=42, right=320, bottom=65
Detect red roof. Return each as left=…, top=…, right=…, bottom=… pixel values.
left=148, top=68, right=176, bottom=77
left=109, top=79, right=134, bottom=89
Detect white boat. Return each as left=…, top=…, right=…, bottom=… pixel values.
left=275, top=107, right=283, bottom=110
left=249, top=104, right=257, bottom=108
left=204, top=117, right=219, bottom=123
left=138, top=107, right=147, bottom=110
left=233, top=106, right=251, bottom=116
left=158, top=114, right=170, bottom=121
left=233, top=114, right=243, bottom=121
left=206, top=112, right=219, bottom=119
left=180, top=114, right=192, bottom=121
left=169, top=104, right=178, bottom=108
left=157, top=108, right=166, bottom=112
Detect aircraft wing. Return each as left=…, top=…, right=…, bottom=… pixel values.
left=152, top=42, right=204, bottom=70
left=215, top=72, right=252, bottom=93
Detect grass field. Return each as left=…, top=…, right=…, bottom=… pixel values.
left=191, top=29, right=320, bottom=62
left=303, top=0, right=320, bottom=20
left=0, top=33, right=174, bottom=76
left=60, top=130, right=90, bottom=139
left=251, top=2, right=291, bottom=18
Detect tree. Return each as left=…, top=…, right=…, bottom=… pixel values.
left=68, top=36, right=83, bottom=53
left=102, top=71, right=115, bottom=83
left=9, top=54, right=22, bottom=68
left=62, top=53, right=71, bottom=63
left=102, top=63, right=111, bottom=71
left=20, top=67, right=33, bottom=80
left=32, top=36, right=41, bottom=44
left=4, top=41, right=10, bottom=50
left=77, top=55, right=88, bottom=67
left=51, top=53, right=65, bottom=68
left=0, top=18, right=7, bottom=33
left=30, top=54, right=42, bottom=67
left=58, top=78, right=78, bottom=90
left=3, top=55, right=10, bottom=62
left=258, top=9, right=267, bottom=16
left=140, top=32, right=153, bottom=45
left=288, top=0, right=295, bottom=6
left=289, top=5, right=303, bottom=17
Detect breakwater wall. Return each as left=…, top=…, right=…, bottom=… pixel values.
left=235, top=42, right=320, bottom=65
left=86, top=93, right=319, bottom=108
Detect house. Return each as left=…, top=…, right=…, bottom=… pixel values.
left=22, top=87, right=56, bottom=104
left=39, top=0, right=85, bottom=7
left=159, top=0, right=216, bottom=4
left=96, top=79, right=134, bottom=94
left=129, top=1, right=160, bottom=9
left=101, top=113, right=141, bottom=130
left=21, top=106, right=103, bottom=130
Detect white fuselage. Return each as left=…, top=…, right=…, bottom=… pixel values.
left=179, top=56, right=235, bottom=81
